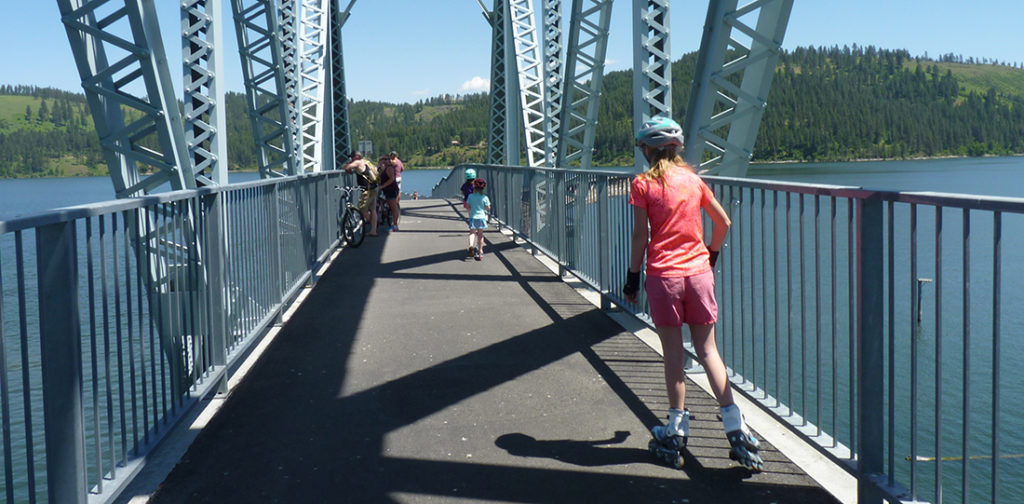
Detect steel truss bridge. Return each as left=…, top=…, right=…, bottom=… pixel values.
left=32, top=1, right=943, bottom=503
left=54, top=0, right=794, bottom=417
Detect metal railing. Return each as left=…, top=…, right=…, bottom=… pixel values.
left=435, top=164, right=1024, bottom=504
left=0, top=171, right=348, bottom=503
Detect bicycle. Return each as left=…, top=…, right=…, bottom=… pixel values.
left=376, top=190, right=393, bottom=229
left=335, top=185, right=366, bottom=248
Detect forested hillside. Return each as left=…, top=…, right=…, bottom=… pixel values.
left=2, top=45, right=1022, bottom=177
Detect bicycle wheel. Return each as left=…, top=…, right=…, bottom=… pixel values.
left=377, top=199, right=391, bottom=228
left=343, top=207, right=366, bottom=247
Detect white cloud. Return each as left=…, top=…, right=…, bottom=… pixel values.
left=411, top=88, right=431, bottom=96
left=460, top=76, right=490, bottom=92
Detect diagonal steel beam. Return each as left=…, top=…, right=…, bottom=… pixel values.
left=230, top=0, right=298, bottom=178
left=330, top=0, right=357, bottom=164
left=297, top=0, right=329, bottom=173
left=542, top=0, right=563, bottom=167
left=632, top=0, right=671, bottom=172
left=682, top=0, right=793, bottom=176
left=556, top=0, right=613, bottom=170
left=58, top=0, right=193, bottom=197
left=483, top=0, right=511, bottom=165
left=182, top=0, right=228, bottom=186
left=509, top=0, right=546, bottom=167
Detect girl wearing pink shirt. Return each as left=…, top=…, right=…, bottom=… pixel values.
left=624, top=115, right=763, bottom=472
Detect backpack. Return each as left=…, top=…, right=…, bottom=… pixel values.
left=357, top=162, right=380, bottom=188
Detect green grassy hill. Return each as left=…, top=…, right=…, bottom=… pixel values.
left=923, top=62, right=1024, bottom=97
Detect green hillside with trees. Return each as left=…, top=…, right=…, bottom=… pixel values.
left=1, top=45, right=1022, bottom=178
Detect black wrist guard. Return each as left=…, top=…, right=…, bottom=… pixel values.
left=708, top=250, right=720, bottom=268
left=623, top=270, right=641, bottom=297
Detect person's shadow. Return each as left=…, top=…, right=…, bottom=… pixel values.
left=495, top=431, right=650, bottom=467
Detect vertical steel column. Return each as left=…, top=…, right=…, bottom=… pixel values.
left=182, top=0, right=229, bottom=186
left=597, top=176, right=610, bottom=309
left=528, top=170, right=539, bottom=254
left=297, top=0, right=329, bottom=173
left=279, top=0, right=303, bottom=171
left=542, top=0, right=563, bottom=167
left=231, top=0, right=298, bottom=178
left=331, top=1, right=357, bottom=164
left=632, top=0, right=671, bottom=172
left=204, top=192, right=228, bottom=393
left=857, top=193, right=885, bottom=504
left=482, top=0, right=510, bottom=165
left=508, top=0, right=545, bottom=167
left=57, top=0, right=194, bottom=197
left=555, top=0, right=614, bottom=170
left=682, top=0, right=793, bottom=176
left=37, top=222, right=86, bottom=504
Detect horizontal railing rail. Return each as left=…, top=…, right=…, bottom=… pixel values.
left=435, top=163, right=1024, bottom=504
left=0, top=171, right=350, bottom=503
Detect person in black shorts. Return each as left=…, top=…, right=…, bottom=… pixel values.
left=378, top=156, right=401, bottom=231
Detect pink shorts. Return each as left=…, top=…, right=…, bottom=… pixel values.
left=645, top=271, right=718, bottom=327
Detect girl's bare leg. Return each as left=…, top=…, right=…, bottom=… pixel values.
left=689, top=323, right=734, bottom=407
left=655, top=325, right=687, bottom=410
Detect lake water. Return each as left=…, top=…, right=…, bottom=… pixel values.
left=0, top=169, right=453, bottom=221
left=1, top=158, right=1023, bottom=502
left=3, top=159, right=1021, bottom=220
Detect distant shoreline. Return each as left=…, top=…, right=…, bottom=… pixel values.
left=2, top=155, right=1022, bottom=180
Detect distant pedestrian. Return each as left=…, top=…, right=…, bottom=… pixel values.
left=465, top=178, right=490, bottom=261
left=378, top=156, right=401, bottom=231
left=623, top=115, right=763, bottom=472
left=460, top=167, right=477, bottom=206
left=341, top=151, right=380, bottom=236
left=389, top=151, right=404, bottom=202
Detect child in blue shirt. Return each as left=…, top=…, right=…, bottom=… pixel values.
left=465, top=178, right=491, bottom=261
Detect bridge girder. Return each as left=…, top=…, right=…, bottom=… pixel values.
left=632, top=0, right=672, bottom=172
left=183, top=0, right=229, bottom=186
left=683, top=0, right=794, bottom=176
left=230, top=0, right=298, bottom=178
left=556, top=0, right=614, bottom=170
left=57, top=0, right=194, bottom=197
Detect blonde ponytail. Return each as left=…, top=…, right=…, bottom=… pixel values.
left=641, top=147, right=688, bottom=183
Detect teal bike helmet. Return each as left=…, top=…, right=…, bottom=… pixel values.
left=635, top=115, right=684, bottom=150
left=465, top=168, right=477, bottom=180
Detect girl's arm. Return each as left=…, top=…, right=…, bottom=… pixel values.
left=625, top=205, right=648, bottom=303
left=629, top=205, right=648, bottom=272
left=703, top=194, right=731, bottom=251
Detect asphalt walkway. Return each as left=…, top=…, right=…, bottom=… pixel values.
left=145, top=198, right=839, bottom=503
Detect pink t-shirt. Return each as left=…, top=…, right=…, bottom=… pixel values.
left=628, top=164, right=713, bottom=278
left=392, top=158, right=403, bottom=181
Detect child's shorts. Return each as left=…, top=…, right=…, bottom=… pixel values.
left=645, top=271, right=718, bottom=327
left=468, top=218, right=488, bottom=230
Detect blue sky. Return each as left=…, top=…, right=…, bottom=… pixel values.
left=1, top=1, right=1021, bottom=104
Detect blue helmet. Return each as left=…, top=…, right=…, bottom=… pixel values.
left=465, top=168, right=477, bottom=180
left=635, top=115, right=684, bottom=150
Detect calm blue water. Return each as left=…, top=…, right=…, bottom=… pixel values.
left=0, top=169, right=452, bottom=221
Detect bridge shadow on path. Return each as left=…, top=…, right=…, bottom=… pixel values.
left=148, top=199, right=838, bottom=504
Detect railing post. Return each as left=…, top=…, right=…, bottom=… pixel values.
left=272, top=183, right=284, bottom=322
left=204, top=192, right=229, bottom=394
left=597, top=176, right=610, bottom=310
left=529, top=169, right=538, bottom=255
left=857, top=193, right=885, bottom=503
left=555, top=170, right=566, bottom=277
left=36, top=221, right=87, bottom=504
